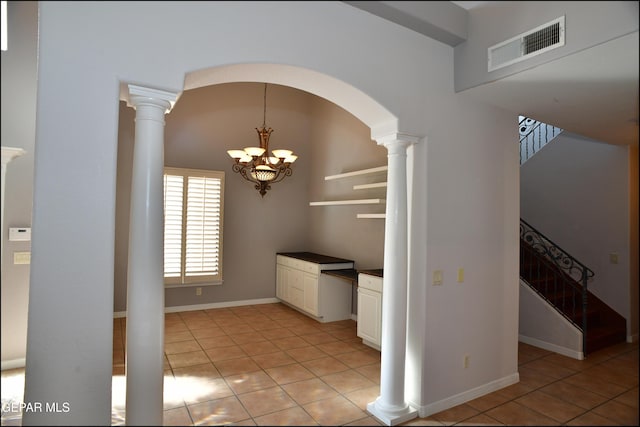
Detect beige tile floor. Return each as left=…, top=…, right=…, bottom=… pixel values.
left=1, top=302, right=638, bottom=426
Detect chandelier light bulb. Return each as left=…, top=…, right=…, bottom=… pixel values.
left=272, top=149, right=293, bottom=159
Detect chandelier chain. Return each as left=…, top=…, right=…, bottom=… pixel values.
left=262, top=83, right=267, bottom=128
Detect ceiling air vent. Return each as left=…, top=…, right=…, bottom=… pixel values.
left=488, top=16, right=565, bottom=72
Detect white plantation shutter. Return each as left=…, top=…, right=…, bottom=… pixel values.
left=163, top=168, right=225, bottom=285
left=163, top=174, right=184, bottom=282
left=185, top=176, right=221, bottom=279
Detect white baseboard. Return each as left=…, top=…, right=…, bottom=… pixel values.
left=165, top=297, right=280, bottom=313
left=413, top=373, right=520, bottom=417
left=1, top=358, right=26, bottom=371
left=114, top=297, right=280, bottom=318
left=519, top=334, right=584, bottom=360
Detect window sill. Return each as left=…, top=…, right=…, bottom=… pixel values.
left=164, top=280, right=223, bottom=289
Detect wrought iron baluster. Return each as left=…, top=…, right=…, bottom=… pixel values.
left=518, top=116, right=563, bottom=164
left=519, top=219, right=594, bottom=356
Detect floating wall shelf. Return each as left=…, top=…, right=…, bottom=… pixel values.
left=309, top=198, right=385, bottom=206
left=356, top=213, right=386, bottom=219
left=353, top=182, right=387, bottom=190
left=312, top=165, right=387, bottom=218
left=324, top=165, right=387, bottom=181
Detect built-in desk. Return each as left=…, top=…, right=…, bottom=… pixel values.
left=277, top=252, right=354, bottom=266
left=321, top=268, right=383, bottom=283
left=276, top=252, right=354, bottom=322
left=322, top=268, right=359, bottom=283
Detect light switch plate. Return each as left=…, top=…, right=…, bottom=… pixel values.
left=433, top=270, right=443, bottom=285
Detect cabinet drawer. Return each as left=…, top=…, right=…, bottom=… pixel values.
left=301, top=261, right=319, bottom=275
left=291, top=259, right=317, bottom=275
left=277, top=255, right=294, bottom=267
left=358, top=273, right=383, bottom=293
left=279, top=256, right=319, bottom=275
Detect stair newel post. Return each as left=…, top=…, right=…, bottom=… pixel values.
left=581, top=269, right=588, bottom=357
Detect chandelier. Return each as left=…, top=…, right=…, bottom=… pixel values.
left=227, top=83, right=298, bottom=197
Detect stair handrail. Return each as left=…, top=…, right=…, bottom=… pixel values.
left=519, top=116, right=563, bottom=164
left=520, top=218, right=594, bottom=355
left=520, top=219, right=595, bottom=282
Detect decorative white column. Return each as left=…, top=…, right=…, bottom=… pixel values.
left=1, top=147, right=26, bottom=262
left=367, top=133, right=419, bottom=426
left=125, top=85, right=177, bottom=426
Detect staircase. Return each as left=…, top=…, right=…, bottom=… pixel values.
left=519, top=116, right=627, bottom=356
left=520, top=219, right=627, bottom=356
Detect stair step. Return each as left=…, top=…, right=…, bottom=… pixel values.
left=570, top=306, right=602, bottom=326
left=586, top=325, right=627, bottom=354
left=520, top=236, right=627, bottom=356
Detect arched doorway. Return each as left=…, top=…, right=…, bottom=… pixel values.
left=120, top=63, right=420, bottom=425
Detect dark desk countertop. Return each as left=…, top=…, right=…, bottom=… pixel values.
left=322, top=269, right=359, bottom=282
left=359, top=269, right=383, bottom=278
left=321, top=268, right=384, bottom=282
left=278, top=252, right=354, bottom=265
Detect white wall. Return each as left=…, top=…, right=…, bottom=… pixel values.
left=521, top=133, right=631, bottom=329
left=0, top=1, right=38, bottom=368
left=23, top=1, right=519, bottom=424
left=307, top=97, right=388, bottom=269
left=629, top=142, right=639, bottom=341
left=114, top=83, right=389, bottom=313
left=519, top=281, right=583, bottom=359
left=114, top=83, right=313, bottom=312
left=421, top=98, right=520, bottom=411
left=455, top=1, right=639, bottom=92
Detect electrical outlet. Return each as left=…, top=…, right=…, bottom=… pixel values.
left=14, top=251, right=31, bottom=265
left=457, top=268, right=464, bottom=283
left=196, top=287, right=202, bottom=296
left=464, top=355, right=470, bottom=369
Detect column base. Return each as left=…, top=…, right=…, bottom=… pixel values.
left=367, top=399, right=418, bottom=426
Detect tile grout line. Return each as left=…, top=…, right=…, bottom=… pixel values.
left=165, top=306, right=376, bottom=425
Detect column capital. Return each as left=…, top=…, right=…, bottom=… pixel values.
left=375, top=132, right=422, bottom=148
left=126, top=84, right=179, bottom=113
left=1, top=146, right=26, bottom=166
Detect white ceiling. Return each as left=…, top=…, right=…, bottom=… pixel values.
left=372, top=1, right=639, bottom=146
left=457, top=31, right=639, bottom=146
left=450, top=1, right=493, bottom=10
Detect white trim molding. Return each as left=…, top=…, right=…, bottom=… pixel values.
left=416, top=373, right=520, bottom=417
left=1, top=357, right=26, bottom=371
left=519, top=335, right=584, bottom=360
left=113, top=297, right=280, bottom=318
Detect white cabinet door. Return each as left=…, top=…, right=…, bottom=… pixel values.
left=283, top=267, right=303, bottom=309
left=357, top=287, right=382, bottom=347
left=303, top=273, right=319, bottom=316
left=276, top=257, right=314, bottom=313
left=276, top=264, right=289, bottom=302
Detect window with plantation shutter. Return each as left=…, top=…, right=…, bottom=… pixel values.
left=163, top=167, right=225, bottom=286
